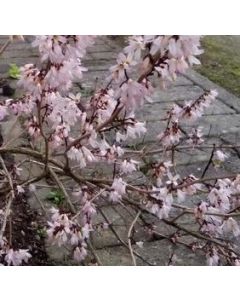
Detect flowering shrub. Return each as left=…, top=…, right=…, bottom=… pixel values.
left=0, top=35, right=240, bottom=266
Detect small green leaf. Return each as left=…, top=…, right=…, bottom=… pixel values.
left=8, top=63, right=20, bottom=79
left=47, top=189, right=65, bottom=206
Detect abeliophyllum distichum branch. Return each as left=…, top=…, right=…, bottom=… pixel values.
left=0, top=35, right=240, bottom=266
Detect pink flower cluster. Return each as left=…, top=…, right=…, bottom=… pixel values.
left=2, top=35, right=238, bottom=266
left=157, top=90, right=218, bottom=147
left=0, top=237, right=31, bottom=266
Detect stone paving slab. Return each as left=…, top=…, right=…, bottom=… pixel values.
left=1, top=36, right=240, bottom=265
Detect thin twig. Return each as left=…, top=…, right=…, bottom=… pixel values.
left=86, top=240, right=102, bottom=266
left=172, top=203, right=240, bottom=218
left=72, top=188, right=106, bottom=221
left=98, top=207, right=152, bottom=265
left=201, top=144, right=215, bottom=178
left=32, top=191, right=47, bottom=213
left=124, top=143, right=240, bottom=156
left=0, top=38, right=11, bottom=56
left=49, top=168, right=76, bottom=213
left=127, top=210, right=141, bottom=266
left=0, top=155, right=15, bottom=241
left=124, top=197, right=240, bottom=257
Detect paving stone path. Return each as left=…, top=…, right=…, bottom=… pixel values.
left=1, top=36, right=240, bottom=265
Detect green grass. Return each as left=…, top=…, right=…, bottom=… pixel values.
left=196, top=36, right=240, bottom=97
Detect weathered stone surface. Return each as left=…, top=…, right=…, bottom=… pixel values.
left=96, top=239, right=206, bottom=266
left=87, top=51, right=118, bottom=61
left=151, top=85, right=204, bottom=103
left=0, top=57, right=38, bottom=75
left=46, top=243, right=73, bottom=265
left=0, top=49, right=38, bottom=59
left=182, top=114, right=240, bottom=136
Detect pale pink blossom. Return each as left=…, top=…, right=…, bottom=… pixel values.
left=177, top=189, right=186, bottom=203
left=73, top=244, right=87, bottom=262
left=124, top=36, right=145, bottom=61
left=194, top=201, right=208, bottom=219
left=110, top=53, right=136, bottom=81
left=146, top=187, right=173, bottom=219
left=234, top=259, right=240, bottom=266
left=118, top=79, right=151, bottom=110
left=127, top=121, right=147, bottom=138
left=91, top=89, right=117, bottom=123
left=82, top=201, right=96, bottom=217
left=81, top=223, right=93, bottom=239
left=109, top=178, right=126, bottom=202
left=0, top=105, right=8, bottom=121
left=180, top=175, right=202, bottom=195
left=120, top=159, right=139, bottom=174
left=208, top=186, right=231, bottom=212
left=29, top=184, right=36, bottom=192
left=136, top=241, right=144, bottom=248
left=223, top=218, right=240, bottom=237
left=157, top=121, right=182, bottom=147
left=166, top=172, right=180, bottom=187
left=187, top=127, right=204, bottom=147
left=116, top=121, right=147, bottom=142
left=69, top=230, right=82, bottom=246
left=67, top=146, right=96, bottom=168
left=16, top=185, right=24, bottom=194
left=109, top=190, right=122, bottom=202
left=206, top=248, right=219, bottom=266
left=215, top=150, right=228, bottom=162
left=5, top=248, right=31, bottom=266
left=111, top=178, right=126, bottom=196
